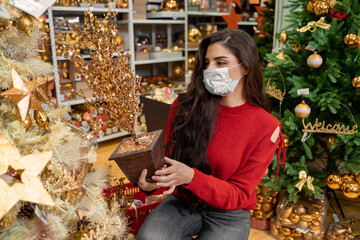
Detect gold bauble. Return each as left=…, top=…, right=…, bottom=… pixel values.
left=326, top=136, right=336, bottom=149
left=285, top=236, right=294, bottom=240
left=271, top=225, right=279, bottom=236
left=311, top=211, right=321, bottom=219
left=307, top=1, right=316, bottom=12
left=121, top=0, right=128, bottom=8
left=255, top=203, right=261, bottom=211
left=262, top=202, right=273, bottom=212
left=173, top=65, right=184, bottom=77
left=327, top=173, right=342, bottom=189
left=24, top=114, right=32, bottom=131
left=293, top=206, right=306, bottom=215
left=18, top=14, right=33, bottom=36
left=254, top=210, right=264, bottom=220
left=280, top=218, right=293, bottom=226
left=37, top=16, right=47, bottom=30
left=188, top=25, right=201, bottom=43
left=326, top=0, right=337, bottom=8
left=281, top=227, right=292, bottom=236
left=188, top=54, right=196, bottom=70
left=249, top=209, right=254, bottom=217
left=265, top=210, right=275, bottom=219
left=292, top=229, right=302, bottom=238
left=34, top=110, right=50, bottom=131
left=290, top=213, right=300, bottom=224
left=344, top=33, right=359, bottom=49
left=266, top=195, right=273, bottom=203
left=255, top=186, right=261, bottom=195
left=42, top=55, right=49, bottom=62
left=161, top=0, right=179, bottom=11
left=309, top=220, right=321, bottom=231
left=298, top=220, right=309, bottom=229
left=280, top=30, right=287, bottom=44
left=281, top=207, right=293, bottom=219
left=342, top=173, right=354, bottom=184
left=307, top=53, right=323, bottom=68
left=300, top=214, right=313, bottom=222
left=352, top=76, right=360, bottom=89
left=257, top=195, right=264, bottom=203
left=283, top=134, right=290, bottom=148
left=295, top=101, right=311, bottom=119
left=342, top=180, right=360, bottom=198
left=313, top=1, right=330, bottom=15
left=278, top=234, right=286, bottom=240
left=355, top=173, right=360, bottom=184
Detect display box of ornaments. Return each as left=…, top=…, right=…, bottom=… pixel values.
left=270, top=193, right=328, bottom=240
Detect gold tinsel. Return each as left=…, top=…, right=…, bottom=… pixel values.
left=65, top=6, right=142, bottom=139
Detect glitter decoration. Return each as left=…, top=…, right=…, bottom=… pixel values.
left=65, top=5, right=142, bottom=139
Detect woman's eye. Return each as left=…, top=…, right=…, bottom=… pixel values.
left=217, top=62, right=227, bottom=66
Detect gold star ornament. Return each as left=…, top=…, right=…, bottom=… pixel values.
left=0, top=134, right=55, bottom=220
left=0, top=68, right=54, bottom=121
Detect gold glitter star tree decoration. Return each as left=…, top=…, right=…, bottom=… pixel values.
left=66, top=5, right=142, bottom=139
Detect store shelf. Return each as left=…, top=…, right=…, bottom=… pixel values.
left=238, top=21, right=258, bottom=26
left=135, top=57, right=186, bottom=65
left=132, top=19, right=186, bottom=24
left=147, top=11, right=186, bottom=19
left=56, top=52, right=126, bottom=61
left=187, top=48, right=199, bottom=51
left=97, top=131, right=129, bottom=143
left=50, top=6, right=129, bottom=14
left=59, top=98, right=93, bottom=106
left=187, top=11, right=229, bottom=16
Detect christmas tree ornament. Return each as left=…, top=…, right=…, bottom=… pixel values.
left=283, top=134, right=290, bottom=148
left=0, top=134, right=55, bottom=220
left=290, top=213, right=300, bottom=223
left=280, top=30, right=287, bottom=44
left=295, top=170, right=315, bottom=192
left=326, top=136, right=336, bottom=149
left=342, top=180, right=360, bottom=198
left=188, top=25, right=201, bottom=43
left=281, top=227, right=292, bottom=236
left=307, top=1, right=316, bottom=13
left=307, top=53, right=323, bottom=68
left=352, top=76, right=360, bottom=89
left=17, top=13, right=33, bottom=36
left=327, top=174, right=343, bottom=189
left=297, top=16, right=331, bottom=32
left=222, top=6, right=243, bottom=30
left=344, top=33, right=358, bottom=48
left=24, top=114, right=32, bottom=131
left=295, top=101, right=311, bottom=118
left=313, top=1, right=330, bottom=16
left=173, top=65, right=184, bottom=77
left=309, top=220, right=321, bottom=230
left=161, top=0, right=179, bottom=11
left=326, top=0, right=337, bottom=9
left=34, top=110, right=50, bottom=131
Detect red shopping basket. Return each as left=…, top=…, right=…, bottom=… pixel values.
left=123, top=183, right=164, bottom=236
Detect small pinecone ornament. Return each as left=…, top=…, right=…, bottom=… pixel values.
left=17, top=202, right=35, bottom=219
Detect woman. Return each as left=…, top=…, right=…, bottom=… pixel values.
left=137, top=29, right=286, bottom=240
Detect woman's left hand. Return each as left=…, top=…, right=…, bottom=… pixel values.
left=152, top=157, right=194, bottom=195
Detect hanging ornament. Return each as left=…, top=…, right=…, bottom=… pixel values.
left=342, top=180, right=360, bottom=198
left=280, top=30, right=287, bottom=44
left=355, top=173, right=360, bottom=184
left=344, top=33, right=359, bottom=49
left=307, top=1, right=316, bottom=13
left=327, top=173, right=342, bottom=189
left=34, top=110, right=50, bottom=131
left=222, top=5, right=243, bottom=30
left=313, top=1, right=330, bottom=16
left=0, top=135, right=55, bottom=220
left=295, top=101, right=311, bottom=118
left=37, top=16, right=47, bottom=31
left=283, top=134, right=290, bottom=148
left=326, top=135, right=336, bottom=149
left=188, top=25, right=201, bottom=43
left=161, top=0, right=179, bottom=11
left=17, top=13, right=33, bottom=36
left=326, top=0, right=337, bottom=8
left=307, top=53, right=323, bottom=68
left=291, top=42, right=301, bottom=53
left=24, top=114, right=32, bottom=131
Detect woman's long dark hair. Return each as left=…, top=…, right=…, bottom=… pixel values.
left=166, top=29, right=268, bottom=211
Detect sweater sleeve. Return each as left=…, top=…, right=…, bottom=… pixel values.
left=183, top=127, right=281, bottom=210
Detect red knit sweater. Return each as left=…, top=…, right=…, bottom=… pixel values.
left=165, top=98, right=285, bottom=211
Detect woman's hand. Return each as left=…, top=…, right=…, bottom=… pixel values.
left=137, top=169, right=159, bottom=192
left=152, top=157, right=195, bottom=195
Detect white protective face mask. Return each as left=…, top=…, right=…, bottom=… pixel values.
left=203, top=63, right=247, bottom=96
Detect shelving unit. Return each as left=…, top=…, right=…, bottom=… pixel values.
left=46, top=1, right=261, bottom=142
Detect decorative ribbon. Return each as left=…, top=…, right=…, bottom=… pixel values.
left=297, top=17, right=331, bottom=33
left=274, top=130, right=287, bottom=184
left=295, top=170, right=315, bottom=192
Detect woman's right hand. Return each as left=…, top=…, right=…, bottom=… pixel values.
left=138, top=169, right=159, bottom=192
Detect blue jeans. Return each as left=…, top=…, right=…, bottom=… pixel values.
left=137, top=194, right=251, bottom=240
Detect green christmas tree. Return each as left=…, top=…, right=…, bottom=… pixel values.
left=263, top=0, right=360, bottom=202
